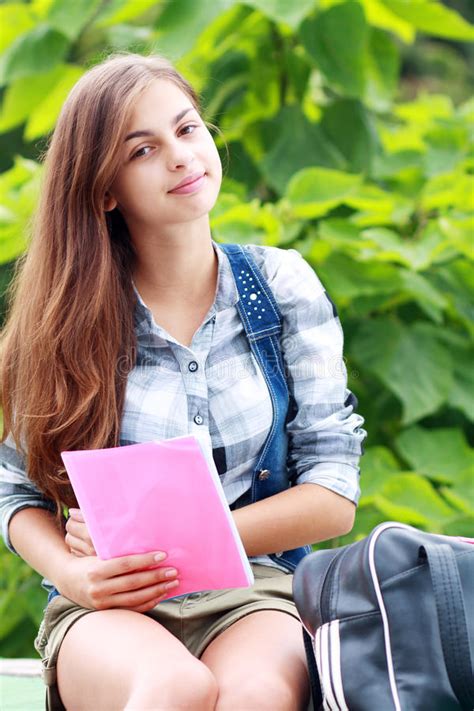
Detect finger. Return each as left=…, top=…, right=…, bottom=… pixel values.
left=101, top=551, right=168, bottom=579
left=65, top=520, right=95, bottom=552
left=108, top=579, right=180, bottom=610
left=70, top=548, right=86, bottom=558
left=128, top=592, right=170, bottom=613
left=68, top=508, right=85, bottom=522
left=65, top=532, right=96, bottom=557
left=103, top=563, right=178, bottom=597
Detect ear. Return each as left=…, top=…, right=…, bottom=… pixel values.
left=104, top=192, right=118, bottom=212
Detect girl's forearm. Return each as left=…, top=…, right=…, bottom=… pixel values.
left=8, top=507, right=73, bottom=589
left=232, top=483, right=355, bottom=557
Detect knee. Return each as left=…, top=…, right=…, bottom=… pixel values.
left=215, top=675, right=297, bottom=711
left=127, top=660, right=219, bottom=710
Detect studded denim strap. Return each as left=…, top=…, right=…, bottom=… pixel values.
left=217, top=242, right=312, bottom=572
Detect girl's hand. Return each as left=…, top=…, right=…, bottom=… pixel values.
left=65, top=508, right=96, bottom=557
left=59, top=550, right=180, bottom=613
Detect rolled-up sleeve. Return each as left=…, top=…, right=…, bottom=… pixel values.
left=272, top=248, right=366, bottom=504
left=0, top=433, right=56, bottom=555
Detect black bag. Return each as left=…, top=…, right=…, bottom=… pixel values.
left=292, top=521, right=474, bottom=711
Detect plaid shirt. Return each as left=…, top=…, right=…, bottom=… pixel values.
left=0, top=241, right=366, bottom=575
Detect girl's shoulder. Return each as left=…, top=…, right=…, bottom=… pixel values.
left=237, top=243, right=325, bottom=304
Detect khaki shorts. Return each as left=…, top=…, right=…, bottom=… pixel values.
left=34, top=563, right=302, bottom=711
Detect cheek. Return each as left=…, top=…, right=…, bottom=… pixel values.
left=207, top=140, right=222, bottom=181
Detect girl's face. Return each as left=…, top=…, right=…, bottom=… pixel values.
left=105, top=78, right=222, bottom=232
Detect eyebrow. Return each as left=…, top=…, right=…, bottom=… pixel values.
left=124, top=107, right=196, bottom=142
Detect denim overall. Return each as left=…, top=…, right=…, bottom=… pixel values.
left=46, top=243, right=311, bottom=604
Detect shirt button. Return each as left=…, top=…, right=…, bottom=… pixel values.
left=194, top=414, right=203, bottom=425
left=188, top=361, right=198, bottom=372
left=258, top=469, right=271, bottom=481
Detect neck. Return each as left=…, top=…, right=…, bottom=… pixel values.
left=131, top=220, right=218, bottom=306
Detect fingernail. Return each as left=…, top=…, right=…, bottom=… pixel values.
left=165, top=568, right=177, bottom=578
left=165, top=580, right=179, bottom=589
left=153, top=552, right=167, bottom=561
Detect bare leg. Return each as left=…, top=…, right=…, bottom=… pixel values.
left=200, top=610, right=310, bottom=711
left=56, top=608, right=219, bottom=711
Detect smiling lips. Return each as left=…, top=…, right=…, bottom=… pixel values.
left=169, top=172, right=206, bottom=194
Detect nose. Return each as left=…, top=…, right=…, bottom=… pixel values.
left=166, top=138, right=194, bottom=171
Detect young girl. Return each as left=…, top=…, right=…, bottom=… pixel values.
left=0, top=52, right=366, bottom=711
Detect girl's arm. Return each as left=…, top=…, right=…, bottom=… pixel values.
left=1, top=439, right=179, bottom=611
left=240, top=247, right=366, bottom=555
left=9, top=506, right=77, bottom=585
left=233, top=483, right=355, bottom=557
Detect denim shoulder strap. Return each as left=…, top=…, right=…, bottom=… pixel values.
left=217, top=242, right=289, bottom=482
left=217, top=243, right=283, bottom=339
left=217, top=242, right=311, bottom=571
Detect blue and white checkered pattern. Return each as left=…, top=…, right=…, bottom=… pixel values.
left=0, top=241, right=366, bottom=581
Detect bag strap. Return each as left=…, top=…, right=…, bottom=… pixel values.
left=420, top=543, right=474, bottom=709
left=302, top=627, right=323, bottom=710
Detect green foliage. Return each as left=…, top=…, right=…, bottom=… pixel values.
left=0, top=0, right=473, bottom=657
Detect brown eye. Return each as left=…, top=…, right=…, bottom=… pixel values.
left=180, top=124, right=197, bottom=135
left=131, top=146, right=152, bottom=160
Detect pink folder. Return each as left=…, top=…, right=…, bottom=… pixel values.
left=61, top=435, right=254, bottom=600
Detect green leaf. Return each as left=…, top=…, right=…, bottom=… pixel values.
left=351, top=319, right=453, bottom=424
left=421, top=171, right=474, bottom=212
left=447, top=346, right=474, bottom=422
left=372, top=149, right=424, bottom=180
left=260, top=106, right=347, bottom=194
left=320, top=99, right=380, bottom=174
left=360, top=226, right=449, bottom=270
left=424, top=122, right=470, bottom=177
left=365, top=27, right=400, bottom=111
left=0, top=4, right=35, bottom=54
left=375, top=473, right=456, bottom=528
left=0, top=64, right=79, bottom=134
left=395, top=93, right=453, bottom=124
left=441, top=468, right=474, bottom=515
left=285, top=167, right=362, bottom=219
left=344, top=185, right=413, bottom=227
left=0, top=157, right=42, bottom=265
left=315, top=252, right=402, bottom=302
left=359, top=0, right=414, bottom=44
left=442, top=515, right=474, bottom=537
left=95, top=0, right=160, bottom=27
left=433, top=260, right=474, bottom=336
left=359, top=446, right=401, bottom=502
left=300, top=2, right=368, bottom=98
left=101, top=23, right=153, bottom=52
left=0, top=24, right=69, bottom=86
left=397, top=270, right=447, bottom=322
left=25, top=65, right=85, bottom=140
left=438, top=215, right=474, bottom=261
left=153, top=0, right=236, bottom=59
left=210, top=200, right=282, bottom=245
left=216, top=47, right=281, bottom=145
left=395, top=426, right=474, bottom=485
left=46, top=0, right=102, bottom=40
left=381, top=0, right=474, bottom=41
left=244, top=0, right=315, bottom=28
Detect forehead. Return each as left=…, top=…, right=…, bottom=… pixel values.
left=126, top=78, right=194, bottom=129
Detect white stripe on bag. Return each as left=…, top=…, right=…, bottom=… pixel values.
left=368, top=522, right=410, bottom=711
left=314, top=627, right=331, bottom=710
left=321, top=623, right=341, bottom=710
left=329, top=621, right=349, bottom=711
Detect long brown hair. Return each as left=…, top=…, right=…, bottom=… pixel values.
left=1, top=52, right=209, bottom=526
